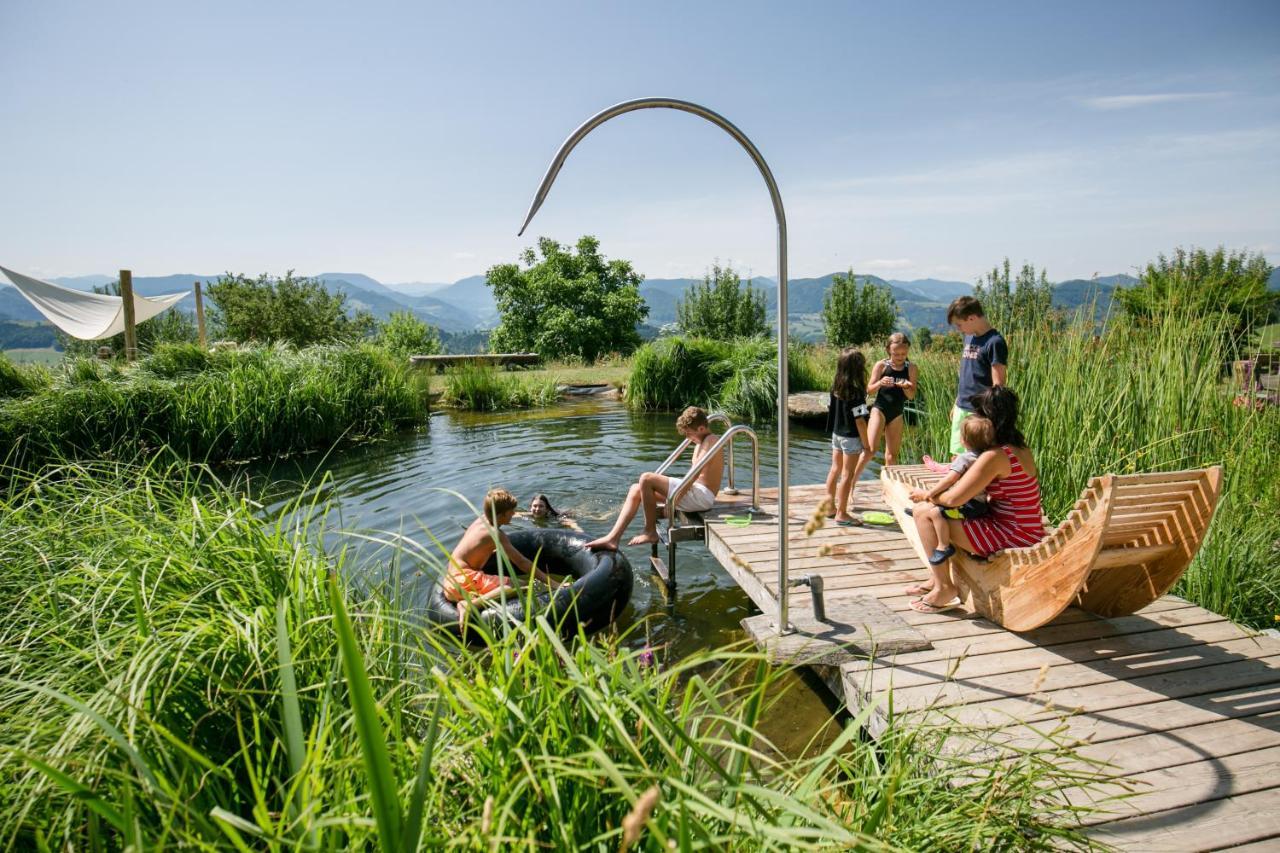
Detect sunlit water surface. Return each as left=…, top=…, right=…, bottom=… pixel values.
left=256, top=399, right=881, bottom=755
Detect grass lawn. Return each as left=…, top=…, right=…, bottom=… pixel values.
left=1259, top=322, right=1280, bottom=350
left=2, top=347, right=63, bottom=365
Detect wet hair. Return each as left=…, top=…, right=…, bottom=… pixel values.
left=885, top=332, right=911, bottom=353
left=530, top=493, right=561, bottom=517
left=971, top=386, right=1026, bottom=448
left=484, top=488, right=518, bottom=523
left=960, top=415, right=996, bottom=453
left=676, top=406, right=709, bottom=432
left=831, top=348, right=867, bottom=401
left=946, top=295, right=985, bottom=324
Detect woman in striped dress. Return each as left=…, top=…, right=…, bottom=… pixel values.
left=906, top=387, right=1046, bottom=614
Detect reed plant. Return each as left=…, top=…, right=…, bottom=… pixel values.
left=0, top=343, right=423, bottom=469
left=440, top=363, right=560, bottom=411
left=627, top=337, right=830, bottom=418
left=0, top=460, right=1101, bottom=850
left=898, top=308, right=1280, bottom=628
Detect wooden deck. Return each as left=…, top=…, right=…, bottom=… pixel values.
left=703, top=482, right=1280, bottom=852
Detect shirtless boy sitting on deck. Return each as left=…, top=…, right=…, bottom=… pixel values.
left=586, top=406, right=723, bottom=551
left=445, top=488, right=553, bottom=625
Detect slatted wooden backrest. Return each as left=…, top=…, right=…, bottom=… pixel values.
left=1076, top=466, right=1222, bottom=616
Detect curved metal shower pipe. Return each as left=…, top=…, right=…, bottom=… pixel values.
left=517, top=97, right=793, bottom=634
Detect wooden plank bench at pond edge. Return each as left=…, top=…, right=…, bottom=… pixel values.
left=409, top=353, right=541, bottom=371
left=881, top=465, right=1224, bottom=632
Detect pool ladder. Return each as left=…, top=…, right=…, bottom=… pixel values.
left=651, top=413, right=760, bottom=594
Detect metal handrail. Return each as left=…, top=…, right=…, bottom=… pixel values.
left=667, top=424, right=760, bottom=532
left=654, top=413, right=736, bottom=492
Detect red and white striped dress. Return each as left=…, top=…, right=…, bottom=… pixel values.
left=961, top=445, right=1046, bottom=556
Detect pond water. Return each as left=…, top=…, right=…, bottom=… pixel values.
left=257, top=398, right=881, bottom=754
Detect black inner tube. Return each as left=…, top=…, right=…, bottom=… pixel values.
left=420, top=527, right=633, bottom=640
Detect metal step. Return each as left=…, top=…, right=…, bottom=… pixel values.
left=649, top=555, right=675, bottom=592
left=657, top=524, right=705, bottom=547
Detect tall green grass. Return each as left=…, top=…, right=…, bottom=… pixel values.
left=899, top=309, right=1280, bottom=628
left=0, top=352, right=51, bottom=399
left=627, top=337, right=829, bottom=418
left=440, top=363, right=560, bottom=410
left=0, top=460, right=1102, bottom=849
left=0, top=343, right=424, bottom=468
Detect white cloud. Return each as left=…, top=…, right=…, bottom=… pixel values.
left=452, top=251, right=477, bottom=260
left=1077, top=92, right=1231, bottom=110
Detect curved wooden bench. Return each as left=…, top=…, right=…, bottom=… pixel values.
left=881, top=464, right=1223, bottom=631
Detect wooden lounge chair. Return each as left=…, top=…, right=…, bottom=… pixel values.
left=881, top=464, right=1223, bottom=631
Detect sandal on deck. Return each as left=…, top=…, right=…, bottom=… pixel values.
left=909, top=597, right=963, bottom=615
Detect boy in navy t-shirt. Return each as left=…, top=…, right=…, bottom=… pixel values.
left=942, top=296, right=1007, bottom=457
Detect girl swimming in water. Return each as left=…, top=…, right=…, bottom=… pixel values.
left=525, top=493, right=584, bottom=532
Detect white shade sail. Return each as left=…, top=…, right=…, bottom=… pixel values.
left=0, top=265, right=190, bottom=341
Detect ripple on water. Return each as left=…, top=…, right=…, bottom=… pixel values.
left=253, top=399, right=877, bottom=754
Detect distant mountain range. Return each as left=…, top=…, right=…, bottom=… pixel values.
left=3, top=266, right=1275, bottom=340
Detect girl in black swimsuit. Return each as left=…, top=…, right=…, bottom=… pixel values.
left=866, top=332, right=919, bottom=468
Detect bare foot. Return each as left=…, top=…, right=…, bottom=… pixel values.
left=904, top=581, right=933, bottom=596
left=627, top=532, right=659, bottom=546
left=456, top=599, right=471, bottom=630
left=922, top=455, right=951, bottom=474
left=585, top=537, right=618, bottom=551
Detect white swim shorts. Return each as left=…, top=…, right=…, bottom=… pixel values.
left=667, top=476, right=717, bottom=513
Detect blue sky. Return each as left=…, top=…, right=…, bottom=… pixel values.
left=2, top=0, right=1277, bottom=285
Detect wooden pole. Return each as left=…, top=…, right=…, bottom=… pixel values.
left=120, top=269, right=138, bottom=361
left=193, top=280, right=207, bottom=348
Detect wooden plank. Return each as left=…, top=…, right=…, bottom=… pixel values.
left=872, top=639, right=1280, bottom=711
left=876, top=656, right=1280, bottom=732
left=1093, top=543, right=1178, bottom=569
left=1087, top=786, right=1280, bottom=851
left=1072, top=713, right=1280, bottom=775
left=862, top=604, right=1227, bottom=670
left=864, top=620, right=1247, bottom=689
left=1065, top=745, right=1280, bottom=825
left=902, top=685, right=1280, bottom=767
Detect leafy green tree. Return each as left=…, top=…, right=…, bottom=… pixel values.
left=59, top=279, right=199, bottom=358
left=675, top=264, right=767, bottom=340
left=376, top=310, right=442, bottom=358
left=822, top=270, right=897, bottom=347
left=973, top=258, right=1056, bottom=332
left=207, top=271, right=375, bottom=346
left=1115, top=247, right=1276, bottom=356
left=487, top=236, right=648, bottom=362
left=914, top=326, right=934, bottom=351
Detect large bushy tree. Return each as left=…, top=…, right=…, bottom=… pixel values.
left=207, top=271, right=374, bottom=346
left=675, top=264, right=767, bottom=340
left=376, top=310, right=442, bottom=358
left=973, top=258, right=1056, bottom=332
left=487, top=236, right=648, bottom=362
left=1115, top=247, right=1276, bottom=355
left=822, top=270, right=897, bottom=347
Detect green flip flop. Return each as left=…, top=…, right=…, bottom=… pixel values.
left=722, top=515, right=753, bottom=528
left=861, top=511, right=897, bottom=526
